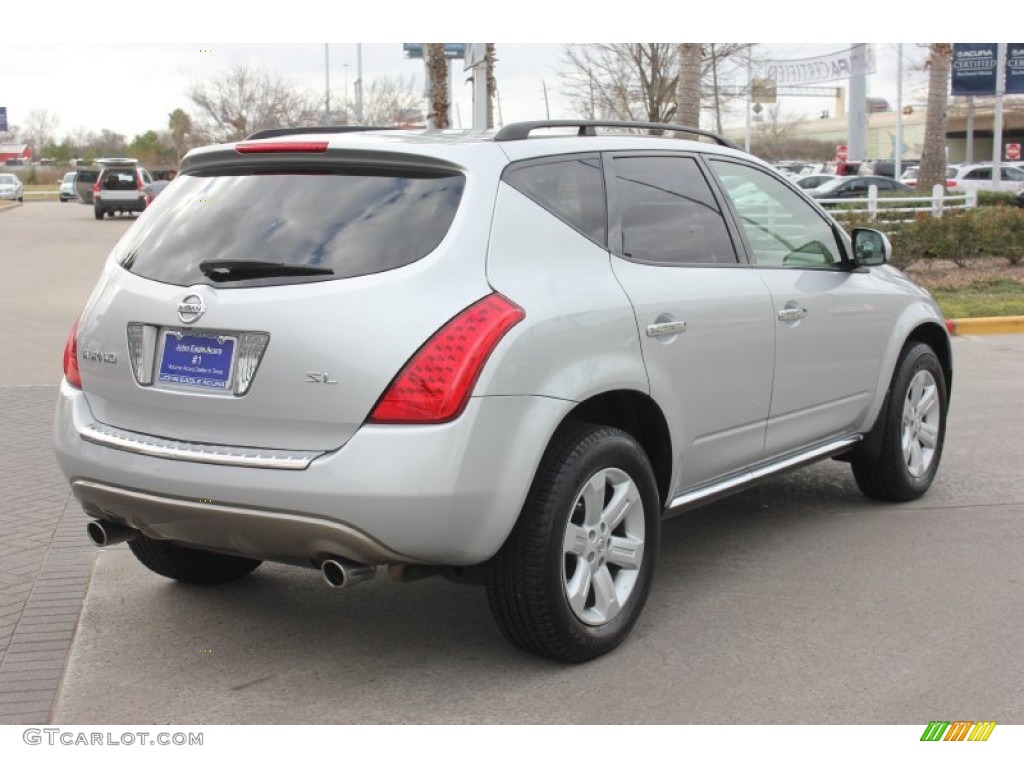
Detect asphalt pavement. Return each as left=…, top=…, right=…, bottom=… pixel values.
left=1, top=201, right=1022, bottom=724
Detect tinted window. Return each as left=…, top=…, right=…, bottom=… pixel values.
left=115, top=170, right=466, bottom=288
left=613, top=156, right=737, bottom=265
left=102, top=169, right=139, bottom=190
left=504, top=156, right=606, bottom=244
left=710, top=160, right=842, bottom=269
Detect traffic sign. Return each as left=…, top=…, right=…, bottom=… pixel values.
left=1007, top=143, right=1021, bottom=161
left=836, top=145, right=849, bottom=161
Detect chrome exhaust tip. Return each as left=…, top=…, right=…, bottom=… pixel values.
left=321, top=558, right=376, bottom=589
left=86, top=519, right=137, bottom=547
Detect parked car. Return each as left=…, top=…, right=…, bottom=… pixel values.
left=809, top=175, right=914, bottom=203
left=59, top=171, right=78, bottom=202
left=860, top=159, right=918, bottom=179
left=795, top=173, right=838, bottom=190
left=54, top=120, right=952, bottom=663
left=0, top=173, right=24, bottom=202
left=947, top=163, right=1024, bottom=193
left=92, top=159, right=153, bottom=219
left=901, top=165, right=958, bottom=190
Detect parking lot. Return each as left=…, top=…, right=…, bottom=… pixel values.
left=1, top=200, right=1023, bottom=724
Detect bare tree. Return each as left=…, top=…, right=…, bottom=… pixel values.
left=187, top=65, right=319, bottom=142
left=918, top=44, right=953, bottom=192
left=562, top=44, right=678, bottom=125
left=676, top=44, right=703, bottom=128
left=563, top=44, right=754, bottom=131
left=426, top=44, right=449, bottom=129
left=750, top=105, right=807, bottom=162
left=356, top=75, right=424, bottom=126
left=23, top=109, right=60, bottom=157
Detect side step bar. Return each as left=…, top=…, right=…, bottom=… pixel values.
left=666, top=436, right=861, bottom=515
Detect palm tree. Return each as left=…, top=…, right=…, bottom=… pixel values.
left=918, top=44, right=952, bottom=193
left=676, top=44, right=703, bottom=128
left=168, top=109, right=192, bottom=162
left=426, top=44, right=449, bottom=129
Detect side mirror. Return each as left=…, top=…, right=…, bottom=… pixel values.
left=851, top=228, right=891, bottom=267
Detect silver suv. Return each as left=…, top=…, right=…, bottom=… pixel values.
left=54, top=121, right=952, bottom=662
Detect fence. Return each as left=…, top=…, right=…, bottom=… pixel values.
left=821, top=184, right=978, bottom=233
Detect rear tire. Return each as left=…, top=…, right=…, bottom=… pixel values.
left=486, top=423, right=660, bottom=663
left=852, top=343, right=947, bottom=501
left=128, top=535, right=262, bottom=585
left=93, top=206, right=103, bottom=220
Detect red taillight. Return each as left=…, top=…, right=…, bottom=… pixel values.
left=63, top=318, right=82, bottom=389
left=235, top=141, right=329, bottom=154
left=369, top=294, right=525, bottom=424
left=92, top=181, right=100, bottom=198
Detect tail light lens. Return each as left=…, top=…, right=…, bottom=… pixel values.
left=236, top=141, right=328, bottom=154
left=92, top=181, right=100, bottom=198
left=369, top=294, right=524, bottom=424
left=63, top=318, right=82, bottom=389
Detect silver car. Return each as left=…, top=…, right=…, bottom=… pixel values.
left=0, top=172, right=24, bottom=201
left=54, top=121, right=952, bottom=662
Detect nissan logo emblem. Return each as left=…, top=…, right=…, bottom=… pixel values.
left=177, top=294, right=205, bottom=324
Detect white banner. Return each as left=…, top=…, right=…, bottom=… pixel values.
left=766, top=46, right=876, bottom=85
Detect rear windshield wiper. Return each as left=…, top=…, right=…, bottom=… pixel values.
left=199, top=260, right=335, bottom=282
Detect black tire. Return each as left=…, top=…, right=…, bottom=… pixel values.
left=852, top=342, right=948, bottom=501
left=128, top=535, right=262, bottom=585
left=486, top=423, right=660, bottom=663
left=93, top=206, right=103, bottom=220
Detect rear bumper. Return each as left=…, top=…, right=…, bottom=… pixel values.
left=54, top=381, right=572, bottom=566
left=95, top=196, right=146, bottom=212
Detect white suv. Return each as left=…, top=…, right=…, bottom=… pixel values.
left=54, top=121, right=952, bottom=662
left=948, top=162, right=1024, bottom=193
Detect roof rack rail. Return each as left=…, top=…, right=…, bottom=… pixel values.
left=493, top=120, right=740, bottom=149
left=244, top=126, right=406, bottom=141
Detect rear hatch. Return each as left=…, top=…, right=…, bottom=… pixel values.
left=75, top=140, right=499, bottom=451
left=97, top=165, right=145, bottom=205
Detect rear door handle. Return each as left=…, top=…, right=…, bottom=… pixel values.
left=777, top=306, right=808, bottom=322
left=646, top=321, right=687, bottom=338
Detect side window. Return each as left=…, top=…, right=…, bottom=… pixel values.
left=1002, top=167, right=1024, bottom=181
left=612, top=156, right=738, bottom=265
left=965, top=168, right=990, bottom=180
left=503, top=156, right=606, bottom=245
left=708, top=159, right=842, bottom=269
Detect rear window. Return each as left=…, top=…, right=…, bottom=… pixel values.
left=102, top=169, right=140, bottom=190
left=115, top=169, right=466, bottom=287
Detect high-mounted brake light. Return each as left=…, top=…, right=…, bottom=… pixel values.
left=63, top=318, right=82, bottom=389
left=369, top=294, right=525, bottom=424
left=235, top=141, right=329, bottom=154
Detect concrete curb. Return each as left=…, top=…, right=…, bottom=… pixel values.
left=946, top=316, right=1024, bottom=336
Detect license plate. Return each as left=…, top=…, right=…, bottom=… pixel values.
left=158, top=332, right=236, bottom=391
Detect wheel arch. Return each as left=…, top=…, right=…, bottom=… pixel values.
left=558, top=389, right=673, bottom=508
left=847, top=320, right=952, bottom=464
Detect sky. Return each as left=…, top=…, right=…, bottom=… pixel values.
left=0, top=5, right=996, bottom=146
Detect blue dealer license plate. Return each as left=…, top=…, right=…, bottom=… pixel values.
left=158, top=332, right=236, bottom=390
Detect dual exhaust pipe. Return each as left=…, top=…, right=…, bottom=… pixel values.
left=87, top=521, right=377, bottom=591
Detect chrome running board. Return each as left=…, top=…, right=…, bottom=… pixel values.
left=667, top=435, right=861, bottom=514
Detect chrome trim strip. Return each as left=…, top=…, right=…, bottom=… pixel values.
left=79, top=422, right=324, bottom=470
left=668, top=435, right=861, bottom=512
